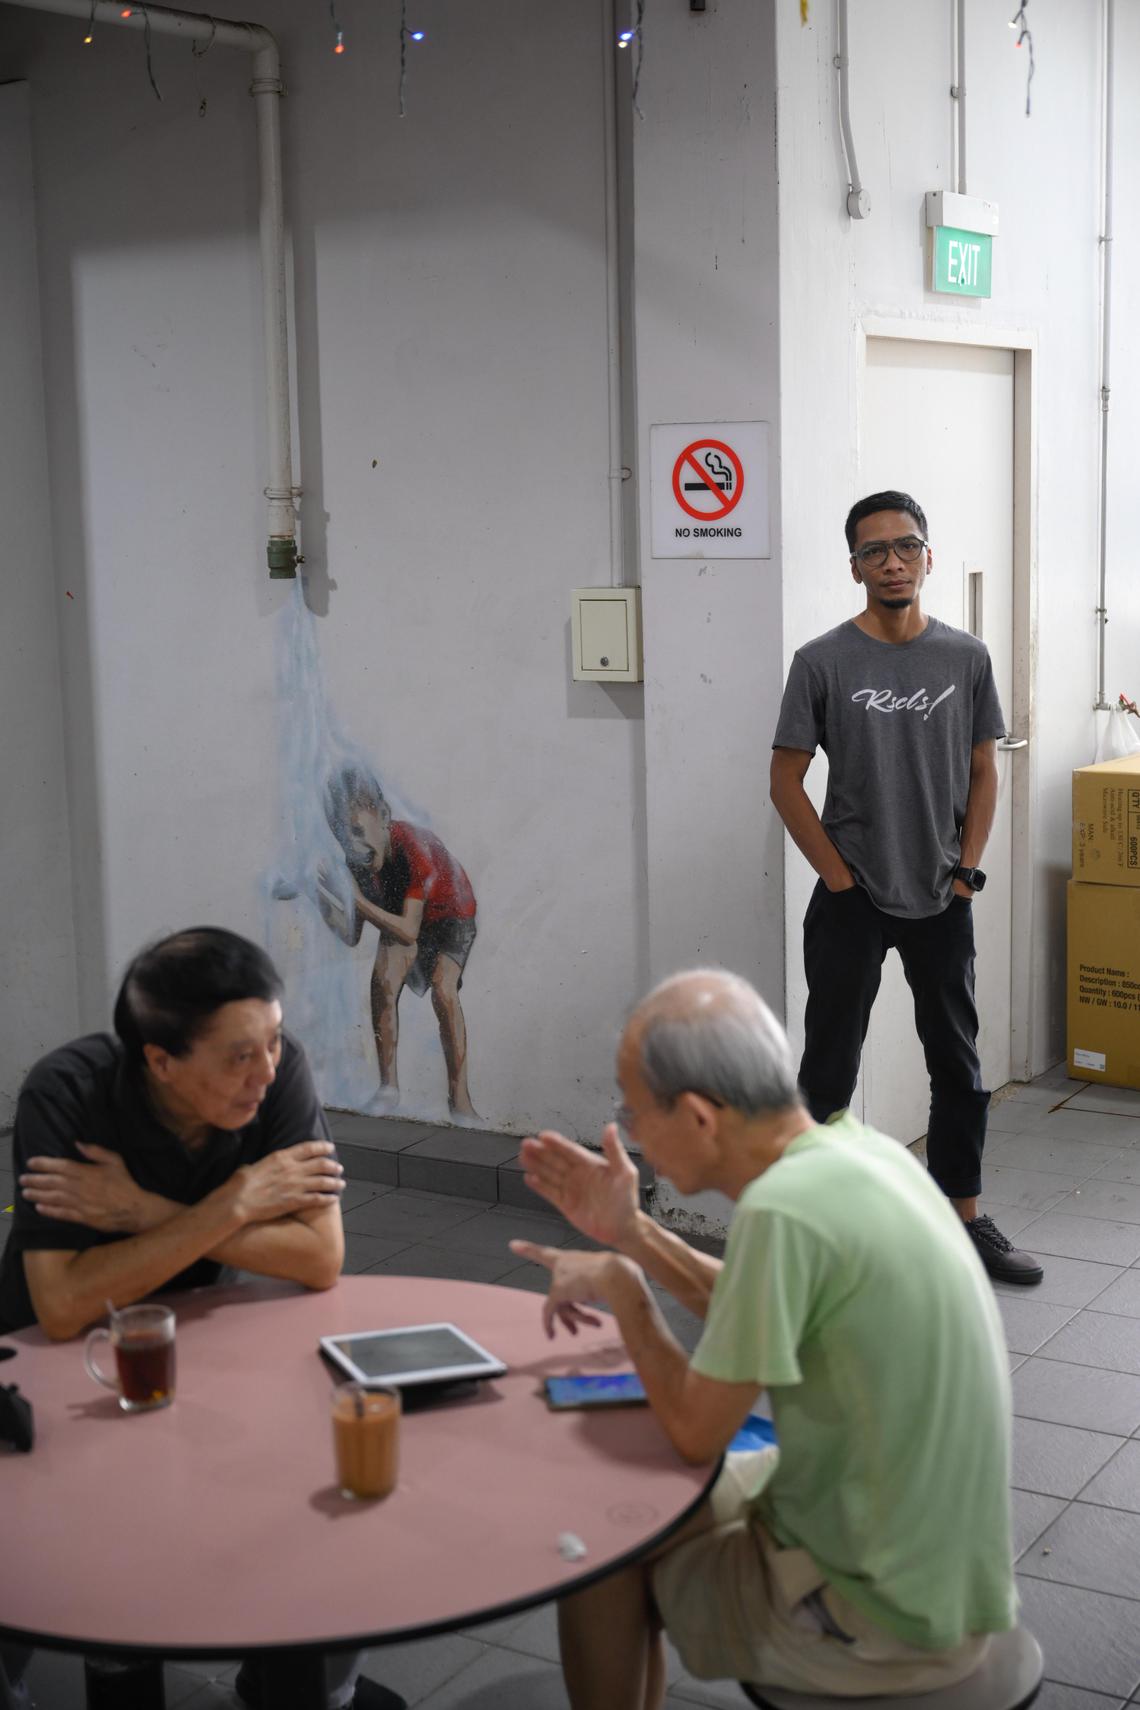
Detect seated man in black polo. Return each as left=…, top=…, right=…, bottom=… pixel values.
left=0, top=926, right=399, bottom=1710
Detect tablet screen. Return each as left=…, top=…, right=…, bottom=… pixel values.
left=321, top=1323, right=506, bottom=1388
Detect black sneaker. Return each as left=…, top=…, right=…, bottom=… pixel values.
left=965, top=1214, right=1044, bottom=1285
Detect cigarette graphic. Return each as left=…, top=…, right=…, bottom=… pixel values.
left=316, top=879, right=347, bottom=915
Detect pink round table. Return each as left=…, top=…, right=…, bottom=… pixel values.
left=0, top=1276, right=717, bottom=1707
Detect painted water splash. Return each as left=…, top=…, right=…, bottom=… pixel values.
left=262, top=581, right=423, bottom=1112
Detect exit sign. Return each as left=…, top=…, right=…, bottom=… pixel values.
left=932, top=225, right=993, bottom=298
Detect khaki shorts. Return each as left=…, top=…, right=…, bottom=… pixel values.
left=652, top=1449, right=990, bottom=1697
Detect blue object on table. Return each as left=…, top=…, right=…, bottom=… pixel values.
left=729, top=1413, right=777, bottom=1453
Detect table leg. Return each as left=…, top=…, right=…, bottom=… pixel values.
left=83, top=1656, right=166, bottom=1709
left=253, top=1650, right=327, bottom=1710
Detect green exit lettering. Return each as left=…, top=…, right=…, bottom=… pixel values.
left=932, top=225, right=993, bottom=299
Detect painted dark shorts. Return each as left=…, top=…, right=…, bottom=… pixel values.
left=405, top=916, right=477, bottom=997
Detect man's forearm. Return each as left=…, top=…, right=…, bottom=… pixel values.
left=618, top=1210, right=722, bottom=1319
left=207, top=1204, right=343, bottom=1290
left=604, top=1259, right=697, bottom=1453
left=959, top=754, right=999, bottom=867
left=29, top=1186, right=248, bottom=1339
left=353, top=895, right=419, bottom=946
left=770, top=775, right=853, bottom=890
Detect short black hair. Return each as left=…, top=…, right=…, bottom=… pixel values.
left=323, top=766, right=388, bottom=854
left=844, top=490, right=928, bottom=552
left=113, top=927, right=283, bottom=1066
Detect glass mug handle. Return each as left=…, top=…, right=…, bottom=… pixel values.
left=84, top=1326, right=120, bottom=1394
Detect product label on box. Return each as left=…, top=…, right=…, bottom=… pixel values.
left=1073, top=1047, right=1107, bottom=1072
left=1130, top=791, right=1140, bottom=868
left=1076, top=961, right=1140, bottom=1013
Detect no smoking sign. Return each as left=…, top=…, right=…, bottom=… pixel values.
left=650, top=421, right=770, bottom=559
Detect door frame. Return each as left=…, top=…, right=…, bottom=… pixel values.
left=857, top=315, right=1038, bottom=1083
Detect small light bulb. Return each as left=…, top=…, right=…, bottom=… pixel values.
left=334, top=29, right=344, bottom=52
left=410, top=29, right=425, bottom=41
left=83, top=29, right=93, bottom=40
left=120, top=7, right=131, bottom=16
left=618, top=29, right=634, bottom=46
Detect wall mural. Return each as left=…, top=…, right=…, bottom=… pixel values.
left=266, top=584, right=479, bottom=1123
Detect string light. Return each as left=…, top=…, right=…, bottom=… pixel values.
left=83, top=0, right=95, bottom=42
left=398, top=0, right=426, bottom=118
left=617, top=28, right=633, bottom=47
left=140, top=5, right=162, bottom=99
left=328, top=0, right=344, bottom=54
left=1009, top=3, right=1035, bottom=115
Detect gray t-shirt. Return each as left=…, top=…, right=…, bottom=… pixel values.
left=773, top=618, right=1006, bottom=918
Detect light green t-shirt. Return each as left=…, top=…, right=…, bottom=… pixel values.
left=691, top=1114, right=1016, bottom=1650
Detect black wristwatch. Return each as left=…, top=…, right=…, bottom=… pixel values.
left=954, top=866, right=987, bottom=893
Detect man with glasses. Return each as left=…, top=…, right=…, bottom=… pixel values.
left=769, top=490, right=1042, bottom=1283
left=511, top=969, right=1015, bottom=1705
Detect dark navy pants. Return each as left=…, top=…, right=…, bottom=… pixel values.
left=798, top=880, right=989, bottom=1199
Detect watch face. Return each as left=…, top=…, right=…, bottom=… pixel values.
left=960, top=867, right=986, bottom=891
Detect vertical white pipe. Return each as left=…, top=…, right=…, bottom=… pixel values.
left=835, top=0, right=870, bottom=218
left=1096, top=0, right=1114, bottom=708
left=956, top=0, right=967, bottom=194
left=601, top=0, right=625, bottom=586
left=252, top=47, right=297, bottom=568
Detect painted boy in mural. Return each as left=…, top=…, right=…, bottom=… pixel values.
left=321, top=768, right=478, bottom=1119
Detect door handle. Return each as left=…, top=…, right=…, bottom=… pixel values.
left=997, top=737, right=1028, bottom=751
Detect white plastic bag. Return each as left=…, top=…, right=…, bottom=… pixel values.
left=1095, top=706, right=1140, bottom=762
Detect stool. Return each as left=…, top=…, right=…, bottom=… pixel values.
left=741, top=1625, right=1043, bottom=1710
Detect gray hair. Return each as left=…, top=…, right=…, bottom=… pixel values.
left=637, top=977, right=799, bottom=1118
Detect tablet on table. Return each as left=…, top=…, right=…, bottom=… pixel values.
left=319, top=1322, right=507, bottom=1391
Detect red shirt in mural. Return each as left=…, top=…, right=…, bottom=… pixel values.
left=355, top=820, right=476, bottom=924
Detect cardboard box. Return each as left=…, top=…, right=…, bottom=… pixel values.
left=1073, top=754, right=1140, bottom=886
left=1067, top=879, right=1140, bottom=1088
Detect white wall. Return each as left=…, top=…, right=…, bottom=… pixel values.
left=0, top=81, right=79, bottom=1120
left=775, top=0, right=1115, bottom=1076
left=1104, top=1, right=1140, bottom=709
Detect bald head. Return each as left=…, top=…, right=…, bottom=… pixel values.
left=627, top=970, right=800, bottom=1119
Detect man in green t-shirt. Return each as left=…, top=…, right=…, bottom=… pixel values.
left=511, top=969, right=1016, bottom=1708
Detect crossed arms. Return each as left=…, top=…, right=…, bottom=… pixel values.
left=511, top=1127, right=759, bottom=1465
left=20, top=1140, right=345, bottom=1341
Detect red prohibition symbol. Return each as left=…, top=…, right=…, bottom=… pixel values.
left=671, top=438, right=745, bottom=521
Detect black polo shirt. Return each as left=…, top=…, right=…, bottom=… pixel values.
left=0, top=1031, right=332, bottom=1334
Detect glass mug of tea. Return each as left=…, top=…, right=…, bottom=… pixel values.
left=332, top=1382, right=400, bottom=1500
left=84, top=1305, right=176, bottom=1413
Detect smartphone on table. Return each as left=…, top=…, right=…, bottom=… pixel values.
left=544, top=1373, right=648, bottom=1410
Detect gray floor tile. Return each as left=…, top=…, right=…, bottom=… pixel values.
left=1010, top=1353, right=1028, bottom=1374
left=987, top=1134, right=1130, bottom=1179
left=1079, top=1440, right=1140, bottom=1513
left=341, top=1180, right=395, bottom=1213
left=988, top=1100, right=1059, bottom=1134
left=1032, top=1065, right=1085, bottom=1090
left=994, top=1256, right=1125, bottom=1311
left=1021, top=1502, right=1140, bottom=1599
left=172, top=1681, right=238, bottom=1710
left=1067, top=1087, right=1140, bottom=1118
left=358, top=1633, right=488, bottom=1705
left=373, top=1242, right=518, bottom=1284
left=482, top=1600, right=560, bottom=1662
left=1014, top=1575, right=1140, bottom=1697
left=495, top=1261, right=557, bottom=1295
left=1095, top=1155, right=1140, bottom=1187
left=997, top=1294, right=1080, bottom=1356
left=1037, top=1312, right=1140, bottom=1377
left=1012, top=1487, right=1069, bottom=1558
left=398, top=1152, right=502, bottom=1202
left=981, top=1165, right=1079, bottom=1212
left=415, top=1645, right=569, bottom=1709
left=1013, top=1212, right=1140, bottom=1267
left=326, top=1110, right=440, bottom=1150
left=434, top=1205, right=576, bottom=1259
left=1031, top=1111, right=1140, bottom=1147
left=342, top=1189, right=489, bottom=1242
left=669, top=1673, right=753, bottom=1707
left=335, top=1142, right=400, bottom=1187
left=20, top=1648, right=89, bottom=1710
left=1091, top=1271, right=1140, bottom=1318
left=401, top=1130, right=522, bottom=1167
left=1012, top=1357, right=1140, bottom=1435
left=1050, top=1182, right=1140, bottom=1225
left=1012, top=1416, right=1127, bottom=1499
left=343, top=1230, right=417, bottom=1273
left=1033, top=1684, right=1130, bottom=1710
left=1003, top=1083, right=1078, bottom=1108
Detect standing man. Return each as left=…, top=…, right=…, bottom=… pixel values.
left=770, top=490, right=1041, bottom=1283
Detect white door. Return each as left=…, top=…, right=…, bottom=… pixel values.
left=858, top=337, right=1016, bottom=1142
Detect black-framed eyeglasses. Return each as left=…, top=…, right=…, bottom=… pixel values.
left=852, top=535, right=927, bottom=570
